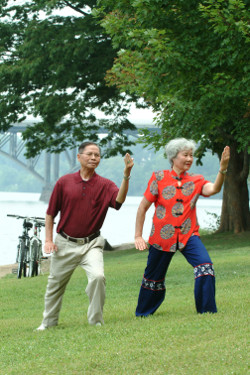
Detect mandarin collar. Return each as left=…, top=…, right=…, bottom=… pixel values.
left=74, top=170, right=97, bottom=186
left=170, top=169, right=187, bottom=180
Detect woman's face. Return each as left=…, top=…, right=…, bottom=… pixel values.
left=173, top=149, right=193, bottom=173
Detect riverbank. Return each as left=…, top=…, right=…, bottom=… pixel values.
left=0, top=259, right=51, bottom=278
left=0, top=264, right=18, bottom=278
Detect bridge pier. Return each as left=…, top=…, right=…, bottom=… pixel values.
left=39, top=152, right=60, bottom=202
left=40, top=184, right=54, bottom=202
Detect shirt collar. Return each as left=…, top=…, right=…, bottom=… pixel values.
left=74, top=171, right=98, bottom=186
left=170, top=169, right=187, bottom=180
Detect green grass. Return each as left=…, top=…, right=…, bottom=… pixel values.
left=1, top=232, right=249, bottom=375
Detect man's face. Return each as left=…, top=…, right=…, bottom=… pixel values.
left=77, top=145, right=101, bottom=170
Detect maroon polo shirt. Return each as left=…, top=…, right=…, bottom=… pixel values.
left=47, top=171, right=121, bottom=238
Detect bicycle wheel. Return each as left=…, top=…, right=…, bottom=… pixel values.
left=23, top=261, right=27, bottom=277
left=29, top=237, right=40, bottom=277
left=37, top=239, right=43, bottom=275
left=17, top=239, right=25, bottom=279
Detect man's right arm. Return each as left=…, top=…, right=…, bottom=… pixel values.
left=44, top=214, right=58, bottom=254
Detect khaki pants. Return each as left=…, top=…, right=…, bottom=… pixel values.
left=42, top=234, right=105, bottom=327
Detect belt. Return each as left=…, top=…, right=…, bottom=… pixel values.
left=60, top=231, right=100, bottom=245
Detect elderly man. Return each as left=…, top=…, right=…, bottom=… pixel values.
left=36, top=141, right=134, bottom=330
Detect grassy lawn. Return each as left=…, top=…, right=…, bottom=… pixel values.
left=1, top=232, right=249, bottom=375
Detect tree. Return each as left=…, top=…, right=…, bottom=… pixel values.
left=97, top=0, right=250, bottom=232
left=0, top=0, right=139, bottom=158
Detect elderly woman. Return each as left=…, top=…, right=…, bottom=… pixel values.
left=135, top=138, right=230, bottom=316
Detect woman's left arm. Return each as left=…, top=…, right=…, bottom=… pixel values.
left=202, top=146, right=230, bottom=197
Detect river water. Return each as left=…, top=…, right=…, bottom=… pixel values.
left=0, top=192, right=222, bottom=265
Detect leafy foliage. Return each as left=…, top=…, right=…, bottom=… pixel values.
left=0, top=0, right=139, bottom=157
left=97, top=0, right=250, bottom=155
left=96, top=0, right=250, bottom=232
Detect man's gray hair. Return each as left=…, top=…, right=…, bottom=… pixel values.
left=165, top=138, right=196, bottom=167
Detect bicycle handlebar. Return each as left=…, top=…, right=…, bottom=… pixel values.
left=7, top=214, right=46, bottom=222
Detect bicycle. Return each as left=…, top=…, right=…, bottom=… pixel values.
left=7, top=214, right=46, bottom=279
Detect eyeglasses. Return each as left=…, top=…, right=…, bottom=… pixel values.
left=80, top=152, right=101, bottom=158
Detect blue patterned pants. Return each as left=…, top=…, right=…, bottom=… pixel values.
left=135, top=235, right=217, bottom=316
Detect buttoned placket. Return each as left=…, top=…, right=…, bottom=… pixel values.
left=174, top=178, right=183, bottom=250
left=82, top=181, right=87, bottom=197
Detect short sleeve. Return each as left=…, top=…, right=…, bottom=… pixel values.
left=144, top=172, right=158, bottom=203
left=107, top=180, right=121, bottom=210
left=46, top=180, right=62, bottom=218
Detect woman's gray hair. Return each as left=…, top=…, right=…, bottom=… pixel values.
left=165, top=138, right=196, bottom=167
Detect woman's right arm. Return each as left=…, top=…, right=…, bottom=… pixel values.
left=134, top=197, right=152, bottom=251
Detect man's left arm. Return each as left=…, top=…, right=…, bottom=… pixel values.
left=116, top=153, right=134, bottom=204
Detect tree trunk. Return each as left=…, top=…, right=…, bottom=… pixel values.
left=219, top=145, right=250, bottom=233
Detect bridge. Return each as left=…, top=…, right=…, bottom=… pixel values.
left=0, top=117, right=156, bottom=201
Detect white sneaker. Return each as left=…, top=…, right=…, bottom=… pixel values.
left=35, top=323, right=47, bottom=331
left=95, top=322, right=102, bottom=327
